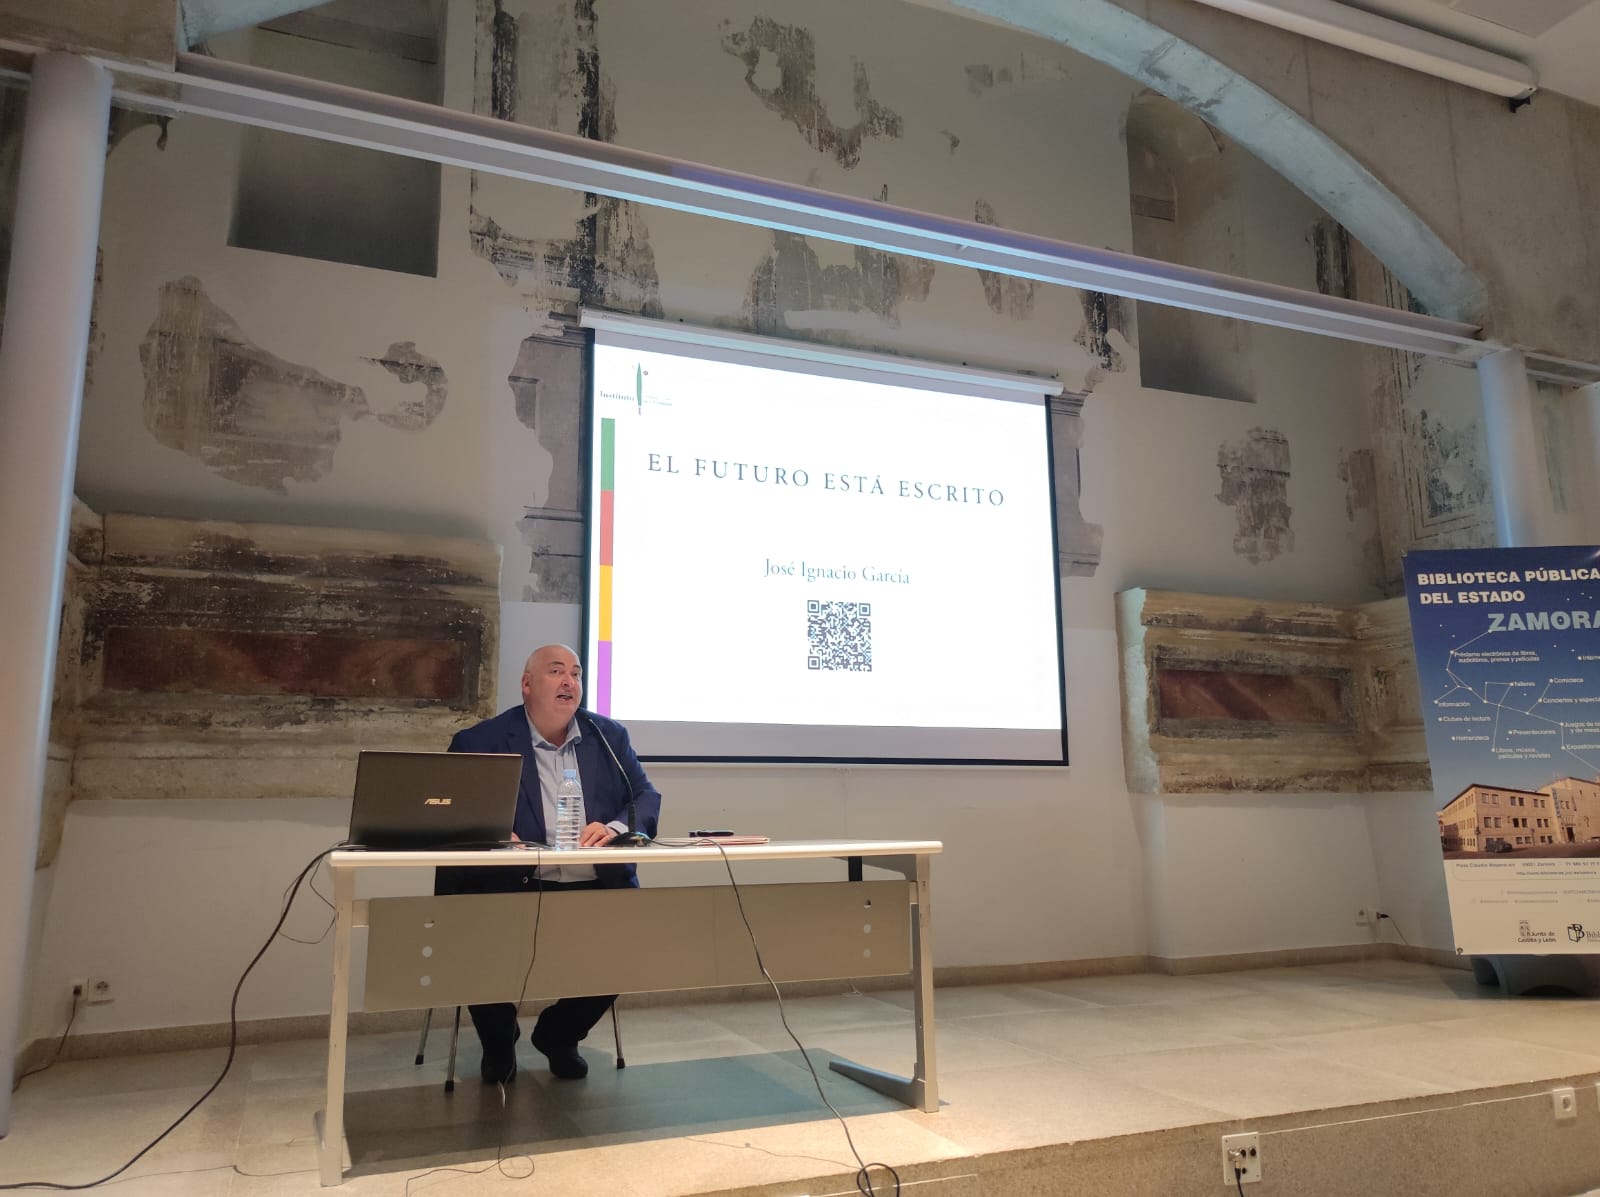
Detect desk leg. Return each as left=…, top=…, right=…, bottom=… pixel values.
left=908, top=855, right=937, bottom=1111
left=317, top=866, right=355, bottom=1186
left=828, top=859, right=938, bottom=1113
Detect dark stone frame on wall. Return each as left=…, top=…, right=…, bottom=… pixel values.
left=41, top=505, right=502, bottom=862
left=1117, top=588, right=1427, bottom=793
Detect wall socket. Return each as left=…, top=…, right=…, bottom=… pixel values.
left=73, top=975, right=114, bottom=1004
left=1553, top=1085, right=1577, bottom=1120
left=1221, top=1132, right=1261, bottom=1185
left=1355, top=908, right=1377, bottom=926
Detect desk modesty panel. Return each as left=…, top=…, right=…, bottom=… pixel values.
left=363, top=880, right=912, bottom=1010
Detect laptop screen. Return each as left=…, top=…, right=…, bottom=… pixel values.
left=348, top=750, right=522, bottom=850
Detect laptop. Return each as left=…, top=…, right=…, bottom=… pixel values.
left=347, top=750, right=523, bottom=850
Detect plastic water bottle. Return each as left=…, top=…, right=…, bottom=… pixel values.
left=554, top=768, right=584, bottom=851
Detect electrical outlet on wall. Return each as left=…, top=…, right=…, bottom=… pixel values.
left=83, top=975, right=114, bottom=1004
left=1221, top=1133, right=1260, bottom=1184
left=1553, top=1086, right=1577, bottom=1120
left=1355, top=907, right=1377, bottom=926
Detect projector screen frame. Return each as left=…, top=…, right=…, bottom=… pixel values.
left=575, top=312, right=1070, bottom=768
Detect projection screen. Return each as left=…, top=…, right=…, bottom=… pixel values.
left=581, top=310, right=1067, bottom=764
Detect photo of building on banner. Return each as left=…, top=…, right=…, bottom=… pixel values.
left=1404, top=546, right=1600, bottom=956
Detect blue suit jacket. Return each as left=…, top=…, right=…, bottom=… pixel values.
left=448, top=705, right=661, bottom=888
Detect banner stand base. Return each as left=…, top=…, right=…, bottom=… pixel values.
left=1472, top=953, right=1600, bottom=996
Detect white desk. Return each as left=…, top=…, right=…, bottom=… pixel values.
left=316, top=839, right=942, bottom=1186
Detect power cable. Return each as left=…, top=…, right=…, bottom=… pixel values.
left=0, top=842, right=345, bottom=1191
left=401, top=1078, right=534, bottom=1196
left=1375, top=911, right=1411, bottom=945
left=10, top=988, right=81, bottom=1091
left=703, top=839, right=903, bottom=1197
left=275, top=854, right=337, bottom=946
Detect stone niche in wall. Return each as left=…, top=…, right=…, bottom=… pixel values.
left=1116, top=589, right=1428, bottom=793
left=50, top=505, right=500, bottom=826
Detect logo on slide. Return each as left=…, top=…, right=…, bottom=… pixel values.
left=598, top=361, right=673, bottom=413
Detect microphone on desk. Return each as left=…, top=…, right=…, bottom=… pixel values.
left=580, top=710, right=653, bottom=847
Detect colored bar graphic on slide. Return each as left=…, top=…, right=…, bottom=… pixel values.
left=596, top=418, right=614, bottom=714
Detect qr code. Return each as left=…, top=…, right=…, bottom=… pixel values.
left=807, top=600, right=872, bottom=671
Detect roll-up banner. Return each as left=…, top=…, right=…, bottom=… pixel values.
left=1404, top=546, right=1600, bottom=954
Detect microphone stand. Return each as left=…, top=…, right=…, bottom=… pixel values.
left=583, top=711, right=652, bottom=847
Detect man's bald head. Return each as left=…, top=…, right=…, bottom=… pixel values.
left=521, top=644, right=582, bottom=743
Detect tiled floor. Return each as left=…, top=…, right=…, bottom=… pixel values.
left=4, top=959, right=1600, bottom=1195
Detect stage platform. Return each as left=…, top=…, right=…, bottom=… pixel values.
left=5, top=957, right=1600, bottom=1195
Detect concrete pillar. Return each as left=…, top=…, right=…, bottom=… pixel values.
left=0, top=53, right=110, bottom=1132
left=1476, top=348, right=1553, bottom=548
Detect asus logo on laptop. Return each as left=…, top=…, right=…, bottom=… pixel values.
left=424, top=797, right=453, bottom=806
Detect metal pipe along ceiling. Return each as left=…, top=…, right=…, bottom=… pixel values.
left=98, top=51, right=1487, bottom=362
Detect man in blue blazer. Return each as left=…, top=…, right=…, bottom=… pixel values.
left=438, top=643, right=662, bottom=1082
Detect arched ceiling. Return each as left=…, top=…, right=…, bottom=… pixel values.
left=909, top=0, right=1491, bottom=326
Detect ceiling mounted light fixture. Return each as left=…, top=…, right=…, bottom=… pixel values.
left=1186, top=0, right=1538, bottom=99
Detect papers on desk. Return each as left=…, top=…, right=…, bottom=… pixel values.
left=654, top=834, right=771, bottom=846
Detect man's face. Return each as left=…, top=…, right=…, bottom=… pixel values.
left=522, top=646, right=582, bottom=728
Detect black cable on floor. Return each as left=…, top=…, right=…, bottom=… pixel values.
left=704, top=840, right=903, bottom=1197
left=0, top=842, right=346, bottom=1192
left=400, top=851, right=550, bottom=1193
left=401, top=1078, right=534, bottom=1196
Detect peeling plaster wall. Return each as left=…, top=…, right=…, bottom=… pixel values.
left=598, top=0, right=1129, bottom=382
left=1337, top=447, right=1384, bottom=590
left=43, top=0, right=1445, bottom=1041
left=139, top=275, right=374, bottom=494
left=1325, top=237, right=1496, bottom=594
left=224, top=28, right=442, bottom=278
left=0, top=0, right=176, bottom=66
left=1131, top=0, right=1600, bottom=363
left=1216, top=427, right=1293, bottom=564
left=1533, top=380, right=1597, bottom=547
left=76, top=114, right=490, bottom=538
left=1102, top=92, right=1383, bottom=605
left=972, top=199, right=1036, bottom=319
left=466, top=0, right=662, bottom=318
left=743, top=231, right=937, bottom=333
left=719, top=15, right=904, bottom=170
left=1126, top=92, right=1253, bottom=403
